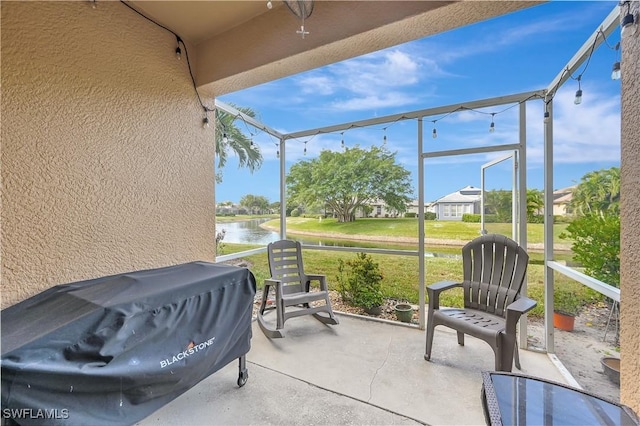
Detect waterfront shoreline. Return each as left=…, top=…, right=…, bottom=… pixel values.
left=259, top=222, right=571, bottom=252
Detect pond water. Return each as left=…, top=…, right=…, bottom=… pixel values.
left=215, top=218, right=461, bottom=258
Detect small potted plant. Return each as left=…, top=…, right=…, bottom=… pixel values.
left=553, top=289, right=582, bottom=331
left=336, top=252, right=384, bottom=315
left=394, top=302, right=414, bottom=323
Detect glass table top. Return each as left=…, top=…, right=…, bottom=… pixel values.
left=484, top=372, right=638, bottom=426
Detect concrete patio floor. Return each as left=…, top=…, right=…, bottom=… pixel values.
left=139, top=313, right=570, bottom=426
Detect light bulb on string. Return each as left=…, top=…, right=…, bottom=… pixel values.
left=574, top=76, right=583, bottom=105
left=276, top=149, right=280, bottom=159
left=544, top=111, right=550, bottom=123
left=303, top=142, right=307, bottom=156
left=432, top=121, right=437, bottom=139
left=611, top=42, right=621, bottom=80
left=489, top=114, right=495, bottom=133
left=341, top=133, right=345, bottom=149
left=202, top=116, right=210, bottom=129
left=611, top=62, right=621, bottom=80
left=222, top=133, right=228, bottom=143
left=266, top=0, right=273, bottom=9
left=175, top=36, right=182, bottom=60
left=383, top=128, right=387, bottom=145
left=611, top=41, right=621, bottom=80
left=621, top=7, right=636, bottom=37
left=91, top=0, right=97, bottom=9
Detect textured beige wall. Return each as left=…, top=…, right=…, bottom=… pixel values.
left=1, top=2, right=216, bottom=308
left=620, top=0, right=640, bottom=414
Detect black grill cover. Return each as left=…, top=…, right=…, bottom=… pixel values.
left=1, top=261, right=256, bottom=425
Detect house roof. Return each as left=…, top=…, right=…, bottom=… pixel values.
left=553, top=185, right=576, bottom=204
left=434, top=186, right=482, bottom=204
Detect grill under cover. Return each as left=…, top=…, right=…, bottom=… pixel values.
left=1, top=261, right=256, bottom=425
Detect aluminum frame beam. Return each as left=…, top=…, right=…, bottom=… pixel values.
left=215, top=99, right=285, bottom=139
left=546, top=6, right=620, bottom=98
left=284, top=91, right=544, bottom=140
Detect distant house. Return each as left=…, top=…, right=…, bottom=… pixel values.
left=406, top=200, right=435, bottom=215
left=216, top=203, right=240, bottom=215
left=358, top=199, right=433, bottom=218
left=553, top=185, right=576, bottom=216
left=433, top=186, right=482, bottom=221
left=365, top=199, right=401, bottom=218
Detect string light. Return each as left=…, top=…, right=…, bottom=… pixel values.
left=611, top=61, right=621, bottom=80
left=303, top=141, right=307, bottom=155
left=489, top=113, right=496, bottom=133
left=432, top=121, right=437, bottom=139
left=612, top=42, right=621, bottom=80
left=621, top=1, right=636, bottom=37
left=341, top=132, right=345, bottom=149
left=383, top=128, right=387, bottom=145
left=574, top=75, right=583, bottom=105
left=118, top=2, right=216, bottom=126
left=222, top=133, right=228, bottom=143
left=91, top=0, right=97, bottom=9
left=266, top=1, right=273, bottom=9
left=202, top=116, right=210, bottom=129
left=276, top=149, right=280, bottom=159
left=175, top=37, right=182, bottom=60
left=544, top=111, right=550, bottom=123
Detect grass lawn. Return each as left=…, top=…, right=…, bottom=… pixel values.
left=220, top=242, right=598, bottom=319
left=263, top=217, right=570, bottom=245
left=216, top=214, right=277, bottom=223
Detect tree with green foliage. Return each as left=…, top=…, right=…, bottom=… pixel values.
left=484, top=188, right=545, bottom=223
left=562, top=212, right=620, bottom=287
left=215, top=105, right=263, bottom=183
left=286, top=146, right=413, bottom=223
left=561, top=167, right=621, bottom=287
left=569, top=167, right=620, bottom=215
left=239, top=194, right=270, bottom=214
left=527, top=189, right=544, bottom=217
left=484, top=189, right=512, bottom=222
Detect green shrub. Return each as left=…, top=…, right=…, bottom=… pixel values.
left=424, top=212, right=436, bottom=220
left=554, top=215, right=572, bottom=223
left=462, top=214, right=481, bottom=223
left=336, top=253, right=384, bottom=309
left=404, top=212, right=416, bottom=218
left=560, top=212, right=620, bottom=287
left=528, top=214, right=544, bottom=224
left=462, top=214, right=501, bottom=223
left=554, top=288, right=582, bottom=316
left=291, top=208, right=301, bottom=217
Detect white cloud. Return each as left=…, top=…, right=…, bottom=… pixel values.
left=297, top=75, right=335, bottom=95
left=330, top=92, right=417, bottom=111
left=522, top=86, right=620, bottom=165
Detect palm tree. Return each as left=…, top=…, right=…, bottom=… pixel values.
left=570, top=167, right=620, bottom=215
left=526, top=189, right=544, bottom=216
left=215, top=105, right=263, bottom=183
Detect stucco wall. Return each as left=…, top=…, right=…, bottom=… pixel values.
left=1, top=2, right=216, bottom=308
left=620, top=0, right=640, bottom=414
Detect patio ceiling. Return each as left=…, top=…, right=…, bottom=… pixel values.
left=130, top=1, right=542, bottom=96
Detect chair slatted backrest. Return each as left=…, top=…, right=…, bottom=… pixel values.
left=462, top=234, right=529, bottom=317
left=268, top=240, right=306, bottom=294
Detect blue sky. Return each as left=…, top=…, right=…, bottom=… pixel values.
left=216, top=1, right=621, bottom=205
